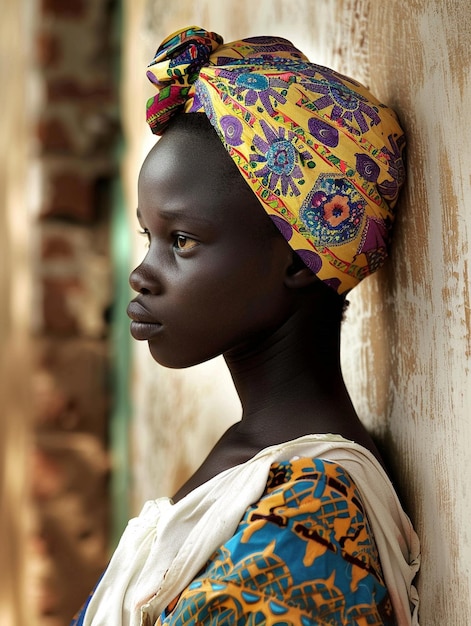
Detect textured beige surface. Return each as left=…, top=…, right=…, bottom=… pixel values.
left=123, top=1, right=471, bottom=623
left=0, top=1, right=34, bottom=624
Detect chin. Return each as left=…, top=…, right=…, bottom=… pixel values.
left=148, top=343, right=216, bottom=370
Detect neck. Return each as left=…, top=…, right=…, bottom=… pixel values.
left=223, top=305, right=364, bottom=445
left=173, top=297, right=384, bottom=502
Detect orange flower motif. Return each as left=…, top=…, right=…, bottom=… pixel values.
left=323, top=194, right=350, bottom=227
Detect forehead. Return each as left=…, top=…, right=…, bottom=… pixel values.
left=138, top=115, right=271, bottom=231
left=140, top=115, right=238, bottom=189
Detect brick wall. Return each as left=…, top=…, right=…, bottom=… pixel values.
left=30, top=0, right=120, bottom=623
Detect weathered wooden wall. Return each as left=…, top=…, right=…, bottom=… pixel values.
left=0, top=1, right=33, bottom=624
left=122, top=1, right=471, bottom=624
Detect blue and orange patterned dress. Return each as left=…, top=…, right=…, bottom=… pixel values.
left=156, top=457, right=395, bottom=625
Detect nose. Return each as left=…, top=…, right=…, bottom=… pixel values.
left=129, top=261, right=161, bottom=295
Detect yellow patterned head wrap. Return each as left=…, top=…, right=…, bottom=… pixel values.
left=146, top=27, right=406, bottom=294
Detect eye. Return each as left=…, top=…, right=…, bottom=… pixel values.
left=138, top=228, right=150, bottom=248
left=174, top=235, right=198, bottom=253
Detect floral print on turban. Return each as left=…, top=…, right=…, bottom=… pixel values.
left=146, top=26, right=406, bottom=294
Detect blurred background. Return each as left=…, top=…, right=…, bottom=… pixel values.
left=1, top=1, right=470, bottom=625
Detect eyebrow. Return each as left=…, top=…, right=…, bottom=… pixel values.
left=136, top=207, right=213, bottom=226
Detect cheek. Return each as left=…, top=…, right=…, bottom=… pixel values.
left=167, top=275, right=247, bottom=344
left=147, top=272, right=289, bottom=369
left=199, top=263, right=288, bottom=335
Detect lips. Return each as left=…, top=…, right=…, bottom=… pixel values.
left=127, top=300, right=163, bottom=341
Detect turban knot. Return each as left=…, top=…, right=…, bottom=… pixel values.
left=146, top=27, right=223, bottom=135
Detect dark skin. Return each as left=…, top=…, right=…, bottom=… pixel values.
left=128, top=114, right=383, bottom=502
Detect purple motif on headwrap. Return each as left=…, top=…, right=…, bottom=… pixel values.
left=295, top=249, right=323, bottom=274
left=323, top=277, right=342, bottom=291
left=378, top=133, right=406, bottom=202
left=355, top=154, right=380, bottom=182
left=270, top=215, right=293, bottom=241
left=233, top=73, right=289, bottom=115
left=240, top=36, right=306, bottom=58
left=308, top=118, right=339, bottom=148
left=220, top=115, right=243, bottom=146
left=251, top=120, right=312, bottom=197
left=301, top=78, right=381, bottom=136
left=214, top=67, right=292, bottom=116
left=359, top=217, right=388, bottom=253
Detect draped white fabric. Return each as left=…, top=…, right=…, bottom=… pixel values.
left=83, top=434, right=420, bottom=626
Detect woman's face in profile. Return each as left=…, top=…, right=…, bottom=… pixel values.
left=127, top=117, right=294, bottom=369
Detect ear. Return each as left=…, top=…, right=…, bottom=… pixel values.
left=284, top=252, right=319, bottom=289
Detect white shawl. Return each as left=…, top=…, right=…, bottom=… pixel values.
left=82, top=434, right=420, bottom=625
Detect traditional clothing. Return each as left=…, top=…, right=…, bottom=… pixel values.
left=72, top=435, right=419, bottom=625
left=146, top=27, right=406, bottom=294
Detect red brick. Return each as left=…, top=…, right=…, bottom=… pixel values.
left=42, top=172, right=95, bottom=222
left=35, top=339, right=110, bottom=438
left=41, top=0, right=86, bottom=18
left=37, top=31, right=61, bottom=67
left=42, top=277, right=82, bottom=335
left=30, top=0, right=116, bottom=621
left=32, top=447, right=65, bottom=500
left=47, top=78, right=113, bottom=104
left=33, top=368, right=71, bottom=427
left=41, top=234, right=74, bottom=259
left=38, top=117, right=73, bottom=154
left=31, top=432, right=110, bottom=622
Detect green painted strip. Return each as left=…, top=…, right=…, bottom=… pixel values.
left=110, top=165, right=132, bottom=547
left=109, top=0, right=132, bottom=548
